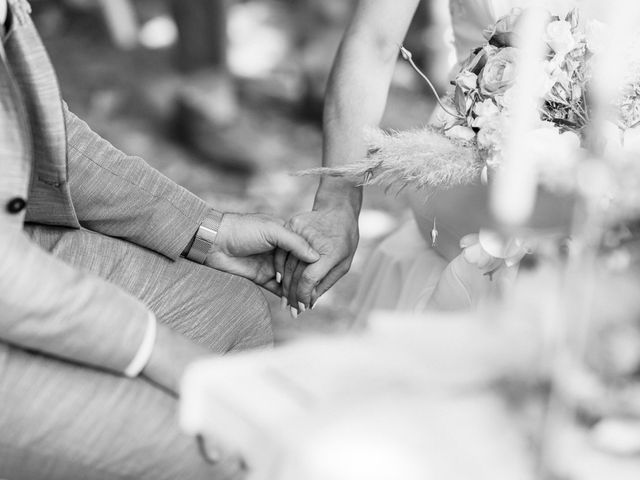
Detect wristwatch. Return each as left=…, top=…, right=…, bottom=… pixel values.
left=186, top=209, right=224, bottom=264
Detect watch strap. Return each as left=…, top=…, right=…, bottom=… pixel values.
left=186, top=209, right=224, bottom=264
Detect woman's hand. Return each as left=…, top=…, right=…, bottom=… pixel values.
left=274, top=197, right=360, bottom=315
left=205, top=213, right=320, bottom=296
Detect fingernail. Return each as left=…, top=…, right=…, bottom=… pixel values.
left=290, top=306, right=298, bottom=319
left=280, top=296, right=288, bottom=311
left=298, top=302, right=306, bottom=313
left=276, top=272, right=282, bottom=284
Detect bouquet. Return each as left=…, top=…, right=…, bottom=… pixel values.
left=303, top=7, right=640, bottom=202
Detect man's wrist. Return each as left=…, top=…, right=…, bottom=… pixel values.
left=185, top=209, right=224, bottom=264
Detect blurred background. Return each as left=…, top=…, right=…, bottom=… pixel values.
left=35, top=4, right=640, bottom=477
left=35, top=0, right=454, bottom=339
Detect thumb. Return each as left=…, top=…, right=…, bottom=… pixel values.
left=266, top=225, right=320, bottom=263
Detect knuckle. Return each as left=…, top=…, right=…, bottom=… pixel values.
left=300, top=272, right=317, bottom=286
left=289, top=216, right=303, bottom=231
left=290, top=215, right=312, bottom=234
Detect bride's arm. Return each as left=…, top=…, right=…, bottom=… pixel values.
left=281, top=0, right=422, bottom=310
left=321, top=0, right=422, bottom=174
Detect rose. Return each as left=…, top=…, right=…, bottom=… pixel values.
left=455, top=71, right=478, bottom=92
left=459, top=45, right=498, bottom=76
left=482, top=9, right=522, bottom=47
left=478, top=47, right=519, bottom=96
left=471, top=99, right=500, bottom=129
left=544, top=20, right=576, bottom=56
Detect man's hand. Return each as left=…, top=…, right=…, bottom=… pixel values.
left=205, top=213, right=320, bottom=296
left=276, top=197, right=360, bottom=312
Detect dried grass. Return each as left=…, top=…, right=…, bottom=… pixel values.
left=298, top=126, right=482, bottom=192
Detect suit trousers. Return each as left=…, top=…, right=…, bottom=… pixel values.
left=0, top=224, right=274, bottom=480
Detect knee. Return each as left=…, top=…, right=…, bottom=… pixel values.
left=227, top=278, right=274, bottom=351
left=192, top=269, right=273, bottom=352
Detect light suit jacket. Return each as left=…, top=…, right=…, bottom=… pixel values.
left=0, top=1, right=209, bottom=373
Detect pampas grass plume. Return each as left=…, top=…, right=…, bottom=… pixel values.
left=298, top=126, right=482, bottom=192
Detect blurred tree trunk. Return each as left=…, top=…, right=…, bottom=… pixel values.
left=97, top=0, right=138, bottom=50
left=171, top=0, right=227, bottom=73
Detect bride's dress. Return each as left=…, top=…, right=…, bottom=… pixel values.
left=352, top=0, right=578, bottom=320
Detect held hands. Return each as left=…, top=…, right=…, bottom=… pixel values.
left=275, top=202, right=360, bottom=314
left=204, top=213, right=320, bottom=296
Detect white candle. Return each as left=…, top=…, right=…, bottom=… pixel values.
left=490, top=7, right=549, bottom=227
left=590, top=0, right=640, bottom=124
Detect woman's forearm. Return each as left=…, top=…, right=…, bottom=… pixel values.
left=316, top=0, right=421, bottom=207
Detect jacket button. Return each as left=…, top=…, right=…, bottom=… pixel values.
left=6, top=197, right=27, bottom=214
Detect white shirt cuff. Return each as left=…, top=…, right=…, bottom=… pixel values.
left=124, top=311, right=157, bottom=378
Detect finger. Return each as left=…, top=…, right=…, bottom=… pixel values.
left=295, top=264, right=322, bottom=308
left=294, top=254, right=342, bottom=308
left=288, top=261, right=308, bottom=311
left=270, top=216, right=286, bottom=227
left=265, top=225, right=319, bottom=264
left=260, top=279, right=282, bottom=297
left=282, top=253, right=299, bottom=307
left=311, top=259, right=351, bottom=305
left=255, top=252, right=276, bottom=281
left=274, top=248, right=286, bottom=284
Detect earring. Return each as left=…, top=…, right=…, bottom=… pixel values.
left=431, top=217, right=439, bottom=247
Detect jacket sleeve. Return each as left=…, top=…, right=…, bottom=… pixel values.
left=63, top=104, right=210, bottom=259
left=0, top=228, right=151, bottom=374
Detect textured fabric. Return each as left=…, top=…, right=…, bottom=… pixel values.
left=123, top=312, right=157, bottom=377
left=62, top=105, right=209, bottom=259
left=0, top=2, right=153, bottom=373
left=0, top=0, right=211, bottom=373
left=0, top=225, right=273, bottom=480
left=5, top=0, right=79, bottom=227
left=0, top=19, right=30, bottom=232
left=0, top=346, right=246, bottom=480
left=0, top=2, right=273, bottom=476
left=26, top=225, right=274, bottom=353
left=351, top=221, right=448, bottom=323
left=0, top=227, right=152, bottom=373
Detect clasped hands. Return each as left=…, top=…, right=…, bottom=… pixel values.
left=206, top=188, right=360, bottom=314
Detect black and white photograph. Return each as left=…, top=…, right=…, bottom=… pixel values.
left=1, top=0, right=640, bottom=478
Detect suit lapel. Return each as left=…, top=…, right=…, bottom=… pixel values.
left=0, top=41, right=31, bottom=228
left=4, top=0, right=79, bottom=227
left=4, top=0, right=67, bottom=186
